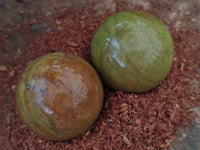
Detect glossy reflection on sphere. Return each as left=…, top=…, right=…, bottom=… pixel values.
left=16, top=52, right=103, bottom=140
left=91, top=11, right=174, bottom=92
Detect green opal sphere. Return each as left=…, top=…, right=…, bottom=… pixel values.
left=91, top=11, right=174, bottom=92
left=16, top=52, right=103, bottom=140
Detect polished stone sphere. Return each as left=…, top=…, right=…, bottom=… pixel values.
left=16, top=52, right=103, bottom=140
left=91, top=11, right=174, bottom=92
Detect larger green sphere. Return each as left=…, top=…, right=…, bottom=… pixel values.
left=91, top=11, right=174, bottom=92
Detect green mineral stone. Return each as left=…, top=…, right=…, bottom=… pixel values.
left=91, top=11, right=174, bottom=92
left=16, top=52, right=103, bottom=140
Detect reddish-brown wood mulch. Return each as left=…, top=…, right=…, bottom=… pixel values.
left=0, top=1, right=200, bottom=150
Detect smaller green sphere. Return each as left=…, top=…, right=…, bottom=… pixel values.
left=91, top=11, right=174, bottom=92
left=16, top=52, right=103, bottom=140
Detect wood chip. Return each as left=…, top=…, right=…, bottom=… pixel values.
left=122, top=135, right=131, bottom=147
left=180, top=62, right=185, bottom=72
left=0, top=65, right=8, bottom=71
left=9, top=70, right=15, bottom=77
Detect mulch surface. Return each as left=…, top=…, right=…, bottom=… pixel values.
left=0, top=1, right=200, bottom=150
